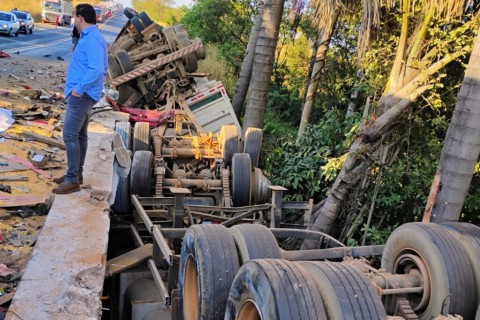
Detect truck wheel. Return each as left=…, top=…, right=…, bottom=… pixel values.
left=132, top=121, right=151, bottom=154
left=382, top=222, right=475, bottom=319
left=130, top=151, right=153, bottom=197
left=119, top=38, right=136, bottom=51
left=191, top=37, right=206, bottom=60
left=138, top=12, right=153, bottom=28
left=115, top=121, right=132, bottom=151
left=230, top=224, right=280, bottom=264
left=232, top=153, right=252, bottom=207
left=219, top=125, right=239, bottom=167
left=115, top=50, right=134, bottom=74
left=162, top=27, right=176, bottom=52
left=174, top=32, right=198, bottom=72
left=252, top=167, right=271, bottom=204
left=178, top=224, right=239, bottom=320
left=440, top=222, right=480, bottom=308
left=299, top=261, right=386, bottom=319
left=225, top=259, right=327, bottom=320
left=243, top=127, right=263, bottom=168
left=108, top=55, right=123, bottom=81
left=124, top=7, right=137, bottom=19
left=112, top=161, right=130, bottom=215
left=130, top=16, right=144, bottom=34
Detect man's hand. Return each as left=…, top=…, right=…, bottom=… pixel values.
left=72, top=90, right=81, bottom=97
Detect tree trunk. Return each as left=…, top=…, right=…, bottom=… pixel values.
left=302, top=46, right=469, bottom=249
left=231, top=1, right=265, bottom=118
left=429, top=27, right=480, bottom=223
left=297, top=10, right=339, bottom=138
left=242, top=0, right=285, bottom=132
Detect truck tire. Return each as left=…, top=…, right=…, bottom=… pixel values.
left=382, top=222, right=475, bottom=319
left=115, top=50, right=134, bottom=74
left=232, top=153, right=251, bottom=207
left=130, top=16, right=144, bottom=34
left=243, top=127, right=263, bottom=168
left=108, top=55, right=123, bottom=81
left=299, top=261, right=387, bottom=320
left=225, top=259, right=327, bottom=320
left=112, top=161, right=130, bottom=215
left=174, top=32, right=198, bottom=72
left=230, top=224, right=281, bottom=264
left=138, top=12, right=153, bottom=28
left=178, top=224, right=239, bottom=320
left=219, top=125, right=239, bottom=167
left=130, top=151, right=153, bottom=197
left=191, top=37, right=206, bottom=60
left=124, top=7, right=137, bottom=19
left=162, top=27, right=176, bottom=52
left=133, top=121, right=151, bottom=154
left=440, top=222, right=480, bottom=309
left=115, top=121, right=132, bottom=151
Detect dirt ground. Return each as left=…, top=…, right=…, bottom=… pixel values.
left=0, top=55, right=69, bottom=303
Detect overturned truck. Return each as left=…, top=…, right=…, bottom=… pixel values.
left=104, top=9, right=480, bottom=320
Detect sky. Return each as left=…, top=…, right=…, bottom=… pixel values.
left=115, top=0, right=192, bottom=8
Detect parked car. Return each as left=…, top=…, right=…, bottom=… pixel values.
left=0, top=11, right=20, bottom=37
left=11, top=10, right=34, bottom=34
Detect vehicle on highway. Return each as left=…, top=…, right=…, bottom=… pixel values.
left=93, top=5, right=107, bottom=23
left=11, top=10, right=34, bottom=34
left=41, top=0, right=73, bottom=26
left=0, top=11, right=20, bottom=37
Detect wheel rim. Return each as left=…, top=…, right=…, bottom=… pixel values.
left=184, top=255, right=199, bottom=319
left=393, top=251, right=431, bottom=313
left=237, top=300, right=261, bottom=320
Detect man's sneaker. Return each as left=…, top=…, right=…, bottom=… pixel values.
left=52, top=182, right=80, bottom=194
left=53, top=174, right=83, bottom=185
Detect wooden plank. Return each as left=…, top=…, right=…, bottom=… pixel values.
left=0, top=176, right=28, bottom=182
left=22, top=131, right=66, bottom=149
left=3, top=156, right=51, bottom=178
left=0, top=292, right=14, bottom=305
left=0, top=194, right=48, bottom=208
left=104, top=243, right=153, bottom=279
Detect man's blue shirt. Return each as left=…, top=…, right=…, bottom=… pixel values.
left=65, top=25, right=107, bottom=102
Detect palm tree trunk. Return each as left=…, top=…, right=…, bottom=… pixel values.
left=297, top=10, right=339, bottom=138
left=231, top=1, right=265, bottom=118
left=302, top=47, right=469, bottom=249
left=430, top=27, right=480, bottom=223
left=242, top=0, right=285, bottom=132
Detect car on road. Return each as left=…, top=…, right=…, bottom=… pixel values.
left=0, top=11, right=20, bottom=37
left=11, top=10, right=34, bottom=34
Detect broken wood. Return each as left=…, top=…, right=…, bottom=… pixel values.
left=0, top=176, right=28, bottom=182
left=0, top=291, right=14, bottom=305
left=423, top=169, right=442, bottom=222
left=0, top=194, right=48, bottom=208
left=22, top=131, right=65, bottom=149
left=3, top=156, right=52, bottom=178
left=105, top=243, right=153, bottom=279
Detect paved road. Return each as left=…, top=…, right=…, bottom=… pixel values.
left=0, top=11, right=127, bottom=62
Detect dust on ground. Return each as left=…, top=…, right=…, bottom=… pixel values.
left=0, top=55, right=68, bottom=302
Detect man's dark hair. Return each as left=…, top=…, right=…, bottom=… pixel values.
left=75, top=4, right=96, bottom=24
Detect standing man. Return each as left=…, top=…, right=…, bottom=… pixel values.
left=53, top=4, right=108, bottom=194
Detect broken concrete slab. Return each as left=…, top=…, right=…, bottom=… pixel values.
left=6, top=119, right=114, bottom=320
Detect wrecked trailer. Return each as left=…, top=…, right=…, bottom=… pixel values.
left=103, top=8, right=480, bottom=320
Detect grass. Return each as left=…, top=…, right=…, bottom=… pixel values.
left=198, top=45, right=238, bottom=98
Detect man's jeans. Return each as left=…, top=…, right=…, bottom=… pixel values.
left=63, top=94, right=96, bottom=184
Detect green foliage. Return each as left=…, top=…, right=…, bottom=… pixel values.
left=196, top=45, right=238, bottom=97
left=179, top=0, right=258, bottom=71
left=264, top=109, right=358, bottom=201
left=131, top=0, right=182, bottom=25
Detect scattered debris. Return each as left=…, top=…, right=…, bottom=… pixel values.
left=0, top=185, right=11, bottom=193
left=22, top=131, right=65, bottom=149
left=0, top=176, right=28, bottom=182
